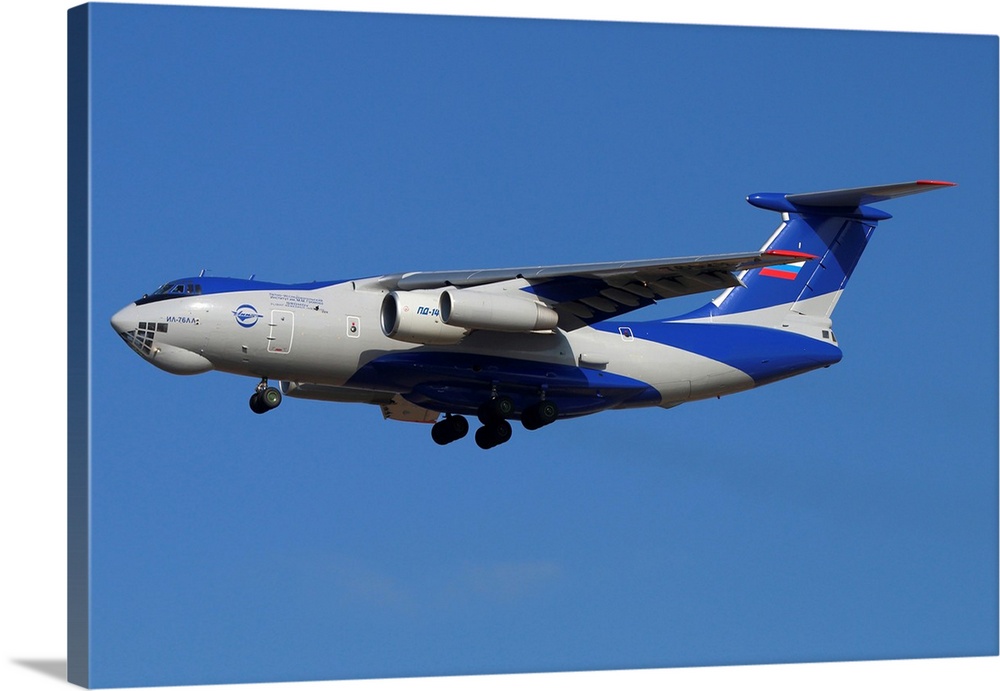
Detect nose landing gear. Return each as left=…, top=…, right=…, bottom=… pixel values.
left=249, top=378, right=282, bottom=414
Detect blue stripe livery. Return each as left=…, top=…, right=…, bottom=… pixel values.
left=347, top=351, right=662, bottom=418
left=595, top=321, right=843, bottom=385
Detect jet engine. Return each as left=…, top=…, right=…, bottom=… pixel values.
left=440, top=288, right=559, bottom=332
left=380, top=290, right=468, bottom=345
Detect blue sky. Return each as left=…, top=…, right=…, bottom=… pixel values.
left=5, top=2, right=997, bottom=691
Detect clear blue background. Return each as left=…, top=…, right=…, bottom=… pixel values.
left=85, top=4, right=997, bottom=687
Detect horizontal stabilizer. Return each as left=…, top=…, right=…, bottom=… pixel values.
left=748, top=180, right=955, bottom=218
left=785, top=180, right=956, bottom=207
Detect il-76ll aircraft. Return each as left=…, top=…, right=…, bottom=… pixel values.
left=112, top=181, right=953, bottom=449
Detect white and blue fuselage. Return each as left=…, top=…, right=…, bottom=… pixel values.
left=111, top=276, right=840, bottom=409
left=110, top=181, right=952, bottom=448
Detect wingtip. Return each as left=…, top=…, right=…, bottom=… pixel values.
left=916, top=180, right=957, bottom=187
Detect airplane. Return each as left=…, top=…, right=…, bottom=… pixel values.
left=111, top=180, right=953, bottom=449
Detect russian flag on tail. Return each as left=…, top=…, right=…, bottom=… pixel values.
left=759, top=248, right=810, bottom=280
left=761, top=261, right=806, bottom=280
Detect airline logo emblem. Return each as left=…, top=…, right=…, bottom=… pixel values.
left=232, top=304, right=263, bottom=328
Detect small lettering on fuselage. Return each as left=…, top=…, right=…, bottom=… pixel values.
left=166, top=315, right=200, bottom=325
left=269, top=292, right=324, bottom=311
left=416, top=306, right=440, bottom=317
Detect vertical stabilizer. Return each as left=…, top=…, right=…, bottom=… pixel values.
left=680, top=181, right=954, bottom=327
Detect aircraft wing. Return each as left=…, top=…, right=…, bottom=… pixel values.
left=378, top=249, right=814, bottom=328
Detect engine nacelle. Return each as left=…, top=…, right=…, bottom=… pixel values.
left=380, top=290, right=468, bottom=345
left=440, top=288, right=559, bottom=332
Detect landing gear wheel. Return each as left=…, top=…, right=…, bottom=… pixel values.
left=477, top=396, right=514, bottom=424
left=250, top=379, right=282, bottom=414
left=522, top=400, right=559, bottom=430
left=431, top=415, right=469, bottom=445
left=260, top=386, right=282, bottom=410
left=475, top=419, right=512, bottom=450
left=249, top=392, right=267, bottom=414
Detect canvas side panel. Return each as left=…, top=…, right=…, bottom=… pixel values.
left=67, top=4, right=91, bottom=688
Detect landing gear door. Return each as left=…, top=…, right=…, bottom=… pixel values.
left=267, top=310, right=294, bottom=353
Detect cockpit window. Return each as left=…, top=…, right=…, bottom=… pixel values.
left=140, top=282, right=203, bottom=304
left=151, top=282, right=201, bottom=296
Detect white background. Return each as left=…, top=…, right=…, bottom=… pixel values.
left=1, top=1, right=996, bottom=690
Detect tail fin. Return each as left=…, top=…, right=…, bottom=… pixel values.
left=691, top=181, right=954, bottom=327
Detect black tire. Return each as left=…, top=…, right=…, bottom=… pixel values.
left=475, top=426, right=496, bottom=450
left=432, top=420, right=452, bottom=445
left=521, top=407, right=542, bottom=430
left=521, top=401, right=558, bottom=430
left=448, top=414, right=469, bottom=439
left=432, top=415, right=470, bottom=445
left=261, top=386, right=282, bottom=409
left=536, top=400, right=558, bottom=425
left=477, top=396, right=514, bottom=424
left=476, top=419, right=513, bottom=449
left=249, top=393, right=267, bottom=414
left=492, top=418, right=512, bottom=443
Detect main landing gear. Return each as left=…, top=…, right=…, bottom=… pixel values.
left=249, top=378, right=282, bottom=414
left=431, top=414, right=470, bottom=446
left=520, top=400, right=559, bottom=431
left=430, top=394, right=560, bottom=449
left=475, top=395, right=514, bottom=450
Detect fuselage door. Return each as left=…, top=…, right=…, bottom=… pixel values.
left=267, top=310, right=294, bottom=353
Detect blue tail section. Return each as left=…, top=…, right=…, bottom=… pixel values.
left=711, top=203, right=877, bottom=320
left=681, top=181, right=954, bottom=324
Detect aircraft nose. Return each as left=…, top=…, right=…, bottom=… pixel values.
left=109, top=303, right=214, bottom=374
left=110, top=305, right=136, bottom=335
left=111, top=303, right=159, bottom=360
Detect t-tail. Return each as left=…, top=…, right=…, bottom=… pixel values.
left=677, top=180, right=955, bottom=330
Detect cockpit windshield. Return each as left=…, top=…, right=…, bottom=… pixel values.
left=152, top=282, right=202, bottom=296
left=135, top=280, right=205, bottom=305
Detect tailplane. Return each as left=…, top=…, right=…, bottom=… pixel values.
left=680, top=181, right=954, bottom=328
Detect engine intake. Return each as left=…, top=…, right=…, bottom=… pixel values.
left=380, top=290, right=468, bottom=345
left=440, top=288, right=559, bottom=332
